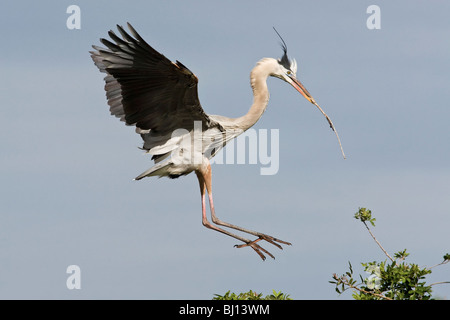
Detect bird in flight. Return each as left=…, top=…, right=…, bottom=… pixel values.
left=90, top=23, right=345, bottom=260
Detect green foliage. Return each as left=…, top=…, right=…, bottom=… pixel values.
left=330, top=208, right=449, bottom=300
left=332, top=254, right=433, bottom=300
left=354, top=207, right=376, bottom=226
left=213, top=290, right=292, bottom=300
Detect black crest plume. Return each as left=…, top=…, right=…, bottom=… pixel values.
left=273, top=27, right=291, bottom=69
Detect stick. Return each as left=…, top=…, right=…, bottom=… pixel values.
left=312, top=101, right=346, bottom=159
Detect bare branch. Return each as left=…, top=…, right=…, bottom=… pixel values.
left=362, top=220, right=395, bottom=263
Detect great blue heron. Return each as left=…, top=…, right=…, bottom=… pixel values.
left=90, top=23, right=345, bottom=260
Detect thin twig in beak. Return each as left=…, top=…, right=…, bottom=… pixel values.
left=312, top=101, right=346, bottom=159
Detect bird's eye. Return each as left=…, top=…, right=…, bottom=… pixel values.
left=286, top=70, right=292, bottom=75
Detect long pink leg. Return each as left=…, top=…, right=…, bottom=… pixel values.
left=195, top=170, right=273, bottom=260
left=195, top=159, right=291, bottom=260
left=207, top=191, right=291, bottom=250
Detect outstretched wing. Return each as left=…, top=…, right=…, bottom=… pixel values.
left=90, top=23, right=220, bottom=135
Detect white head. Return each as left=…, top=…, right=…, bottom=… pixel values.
left=270, top=30, right=346, bottom=159
left=249, top=31, right=346, bottom=159
left=270, top=33, right=316, bottom=105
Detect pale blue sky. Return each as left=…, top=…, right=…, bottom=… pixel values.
left=1, top=1, right=449, bottom=299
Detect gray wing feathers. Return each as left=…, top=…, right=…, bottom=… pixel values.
left=90, top=23, right=221, bottom=136
left=91, top=49, right=127, bottom=122
left=91, top=23, right=225, bottom=180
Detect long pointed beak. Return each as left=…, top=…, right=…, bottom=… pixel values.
left=288, top=75, right=347, bottom=159
left=288, top=75, right=316, bottom=104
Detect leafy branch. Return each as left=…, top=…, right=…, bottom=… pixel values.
left=213, top=290, right=292, bottom=300
left=354, top=208, right=394, bottom=263
left=330, top=208, right=449, bottom=300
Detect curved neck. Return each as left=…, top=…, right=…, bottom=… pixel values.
left=235, top=59, right=272, bottom=131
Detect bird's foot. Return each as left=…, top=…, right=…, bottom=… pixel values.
left=234, top=234, right=292, bottom=261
